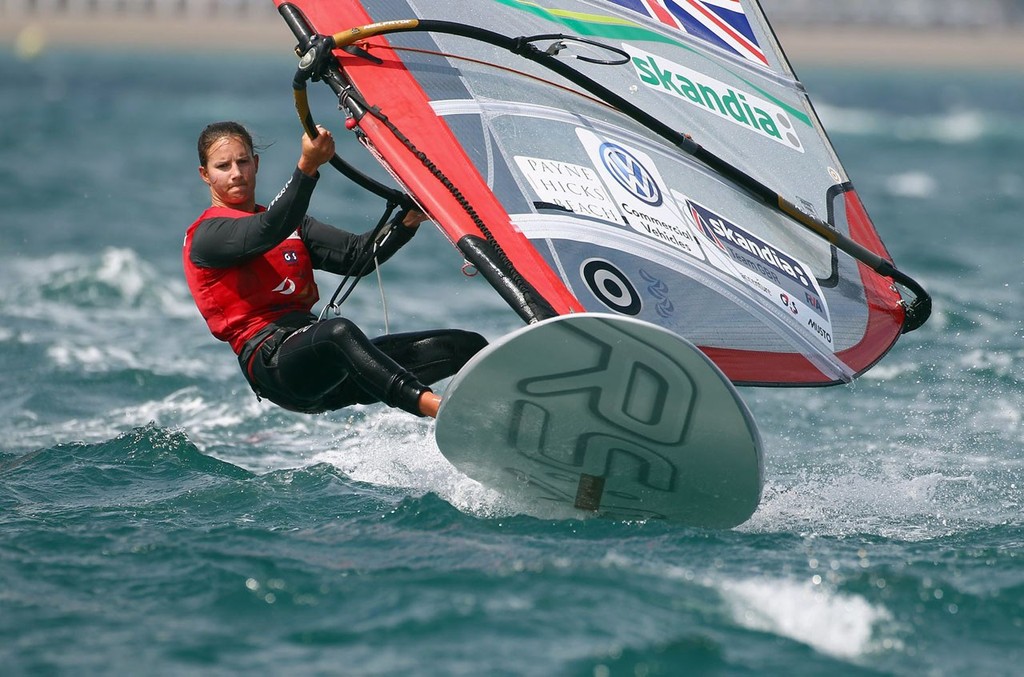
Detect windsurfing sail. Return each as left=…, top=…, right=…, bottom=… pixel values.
left=271, top=0, right=930, bottom=386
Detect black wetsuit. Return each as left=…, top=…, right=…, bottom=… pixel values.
left=188, top=168, right=487, bottom=415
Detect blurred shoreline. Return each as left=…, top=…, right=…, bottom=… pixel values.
left=2, top=13, right=1022, bottom=72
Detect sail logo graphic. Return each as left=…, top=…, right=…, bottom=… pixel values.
left=682, top=195, right=832, bottom=346
left=599, top=142, right=663, bottom=206
left=581, top=259, right=642, bottom=316
left=627, top=46, right=804, bottom=152
left=578, top=129, right=705, bottom=262
left=603, top=0, right=768, bottom=67
left=687, top=200, right=815, bottom=294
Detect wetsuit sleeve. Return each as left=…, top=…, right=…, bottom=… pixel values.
left=189, top=168, right=320, bottom=268
left=301, top=209, right=418, bottom=277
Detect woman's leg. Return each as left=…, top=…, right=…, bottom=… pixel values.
left=251, top=318, right=427, bottom=415
left=251, top=320, right=487, bottom=416
left=317, top=328, right=488, bottom=413
left=370, top=329, right=488, bottom=383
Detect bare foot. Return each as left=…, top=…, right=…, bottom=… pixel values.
left=418, top=391, right=441, bottom=418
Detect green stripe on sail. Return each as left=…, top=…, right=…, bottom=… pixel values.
left=493, top=0, right=697, bottom=51
left=492, top=0, right=811, bottom=128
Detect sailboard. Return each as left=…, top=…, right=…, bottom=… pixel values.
left=267, top=0, right=931, bottom=522
left=435, top=313, right=763, bottom=526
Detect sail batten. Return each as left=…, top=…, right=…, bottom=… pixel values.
left=274, top=0, right=923, bottom=385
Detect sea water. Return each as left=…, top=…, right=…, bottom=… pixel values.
left=1, top=45, right=1022, bottom=676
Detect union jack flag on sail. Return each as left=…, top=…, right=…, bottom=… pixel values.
left=605, top=0, right=768, bottom=67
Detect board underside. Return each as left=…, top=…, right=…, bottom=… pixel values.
left=436, top=314, right=763, bottom=527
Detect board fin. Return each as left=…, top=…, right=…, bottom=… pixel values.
left=574, top=473, right=606, bottom=512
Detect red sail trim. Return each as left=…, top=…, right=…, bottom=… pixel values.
left=702, top=347, right=827, bottom=385
left=833, top=189, right=905, bottom=373
left=701, top=189, right=904, bottom=386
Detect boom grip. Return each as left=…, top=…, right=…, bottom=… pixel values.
left=278, top=3, right=317, bottom=48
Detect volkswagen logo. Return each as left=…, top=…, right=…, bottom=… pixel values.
left=599, top=142, right=662, bottom=206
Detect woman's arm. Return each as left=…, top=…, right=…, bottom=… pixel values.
left=189, top=169, right=320, bottom=268
left=302, top=209, right=426, bottom=275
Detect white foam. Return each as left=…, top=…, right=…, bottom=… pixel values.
left=815, top=103, right=1005, bottom=146
left=958, top=348, right=1019, bottom=379
left=310, top=411, right=578, bottom=520
left=971, top=397, right=1022, bottom=433
left=598, top=556, right=898, bottom=661
left=814, top=103, right=885, bottom=136
left=94, top=247, right=147, bottom=302
left=885, top=171, right=938, bottom=199
left=9, top=387, right=255, bottom=450
left=744, top=471, right=976, bottom=541
left=47, top=342, right=141, bottom=371
left=720, top=577, right=895, bottom=660
left=859, top=360, right=920, bottom=381
left=930, top=109, right=987, bottom=144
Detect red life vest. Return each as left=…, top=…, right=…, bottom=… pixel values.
left=183, top=205, right=319, bottom=355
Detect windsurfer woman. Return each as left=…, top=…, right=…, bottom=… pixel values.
left=183, top=121, right=487, bottom=418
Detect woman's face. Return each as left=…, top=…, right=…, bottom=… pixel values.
left=199, top=135, right=259, bottom=210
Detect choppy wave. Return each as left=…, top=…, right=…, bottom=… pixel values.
left=2, top=247, right=194, bottom=317
left=720, top=576, right=897, bottom=659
